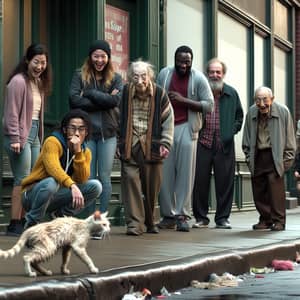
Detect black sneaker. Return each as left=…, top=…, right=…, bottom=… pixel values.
left=215, top=220, right=232, bottom=229
left=176, top=216, right=190, bottom=232
left=158, top=217, right=176, bottom=229
left=192, top=220, right=209, bottom=228
left=6, top=219, right=24, bottom=237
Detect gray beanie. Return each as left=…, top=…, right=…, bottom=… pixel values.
left=89, top=40, right=111, bottom=58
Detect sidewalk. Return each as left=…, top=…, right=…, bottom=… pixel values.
left=0, top=208, right=300, bottom=299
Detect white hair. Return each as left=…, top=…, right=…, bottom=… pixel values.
left=254, top=86, right=273, bottom=98
left=127, top=59, right=155, bottom=83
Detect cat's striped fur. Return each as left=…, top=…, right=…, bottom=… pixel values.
left=0, top=211, right=110, bottom=277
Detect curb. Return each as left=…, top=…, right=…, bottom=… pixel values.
left=1, top=239, right=300, bottom=300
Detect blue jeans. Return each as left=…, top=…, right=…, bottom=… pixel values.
left=87, top=136, right=116, bottom=212
left=4, top=120, right=40, bottom=185
left=22, top=177, right=102, bottom=225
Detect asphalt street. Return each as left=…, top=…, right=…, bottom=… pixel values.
left=165, top=264, right=300, bottom=299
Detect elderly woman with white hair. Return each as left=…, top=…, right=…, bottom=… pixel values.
left=118, top=60, right=174, bottom=236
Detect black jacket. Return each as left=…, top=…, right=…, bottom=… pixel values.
left=69, top=70, right=123, bottom=139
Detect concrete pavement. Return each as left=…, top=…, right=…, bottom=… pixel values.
left=0, top=208, right=300, bottom=299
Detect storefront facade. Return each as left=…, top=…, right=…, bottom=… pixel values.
left=1, top=0, right=299, bottom=222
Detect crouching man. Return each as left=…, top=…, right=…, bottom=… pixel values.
left=22, top=109, right=102, bottom=229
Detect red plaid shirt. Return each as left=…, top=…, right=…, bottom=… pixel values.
left=199, top=94, right=222, bottom=149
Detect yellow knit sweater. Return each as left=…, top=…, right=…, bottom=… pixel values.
left=21, top=136, right=91, bottom=190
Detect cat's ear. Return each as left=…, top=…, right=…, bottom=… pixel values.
left=101, top=211, right=109, bottom=218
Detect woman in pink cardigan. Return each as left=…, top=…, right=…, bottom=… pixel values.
left=3, top=44, right=52, bottom=236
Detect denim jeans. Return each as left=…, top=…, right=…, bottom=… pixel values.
left=4, top=120, right=40, bottom=185
left=87, top=136, right=116, bottom=212
left=22, top=177, right=102, bottom=225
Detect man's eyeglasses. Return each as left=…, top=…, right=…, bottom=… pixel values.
left=255, top=97, right=270, bottom=104
left=66, top=125, right=87, bottom=134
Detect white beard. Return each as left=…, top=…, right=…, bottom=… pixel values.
left=209, top=79, right=223, bottom=92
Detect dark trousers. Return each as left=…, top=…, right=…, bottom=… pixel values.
left=251, top=149, right=286, bottom=225
left=192, top=141, right=235, bottom=223
left=121, top=143, right=162, bottom=232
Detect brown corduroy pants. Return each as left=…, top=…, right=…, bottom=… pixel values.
left=251, top=148, right=286, bottom=226
left=121, top=143, right=162, bottom=232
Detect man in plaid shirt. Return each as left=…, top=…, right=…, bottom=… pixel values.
left=192, top=58, right=243, bottom=229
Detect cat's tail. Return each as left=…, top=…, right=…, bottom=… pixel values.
left=0, top=231, right=29, bottom=259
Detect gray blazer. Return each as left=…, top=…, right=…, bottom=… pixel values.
left=242, top=101, right=296, bottom=177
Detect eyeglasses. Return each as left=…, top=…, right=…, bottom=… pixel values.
left=66, top=125, right=87, bottom=134
left=255, top=97, right=270, bottom=104
left=133, top=73, right=148, bottom=82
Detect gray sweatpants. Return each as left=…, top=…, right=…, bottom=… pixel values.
left=159, top=122, right=197, bottom=218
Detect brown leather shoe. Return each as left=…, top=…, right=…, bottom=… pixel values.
left=271, top=223, right=285, bottom=231
left=146, top=225, right=159, bottom=234
left=126, top=228, right=143, bottom=236
left=252, top=222, right=272, bottom=230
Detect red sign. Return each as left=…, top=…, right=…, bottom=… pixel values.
left=105, top=5, right=129, bottom=81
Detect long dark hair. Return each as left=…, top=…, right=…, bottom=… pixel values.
left=7, top=43, right=52, bottom=96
